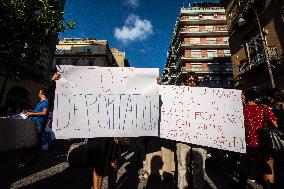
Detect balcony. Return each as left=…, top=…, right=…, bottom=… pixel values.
left=238, top=56, right=266, bottom=76
left=181, top=54, right=231, bottom=62
left=181, top=67, right=193, bottom=73
left=180, top=17, right=226, bottom=25
left=180, top=27, right=228, bottom=37
left=180, top=41, right=229, bottom=49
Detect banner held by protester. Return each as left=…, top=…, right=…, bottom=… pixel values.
left=53, top=66, right=159, bottom=138
left=159, top=85, right=246, bottom=153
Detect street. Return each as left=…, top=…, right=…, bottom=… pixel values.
left=7, top=139, right=263, bottom=189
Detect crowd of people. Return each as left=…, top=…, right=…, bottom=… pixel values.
left=2, top=71, right=283, bottom=189
left=239, top=88, right=284, bottom=189
left=85, top=73, right=284, bottom=189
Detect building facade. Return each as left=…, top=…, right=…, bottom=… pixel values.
left=111, top=48, right=130, bottom=67
left=162, top=3, right=233, bottom=88
left=54, top=38, right=123, bottom=67
left=221, top=0, right=284, bottom=90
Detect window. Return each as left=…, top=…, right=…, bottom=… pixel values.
left=208, top=64, right=219, bottom=72
left=223, top=37, right=229, bottom=43
left=189, top=26, right=199, bottom=32
left=188, top=16, right=199, bottom=20
left=191, top=64, right=202, bottom=72
left=224, top=50, right=231, bottom=56
left=204, top=15, right=214, bottom=19
left=89, top=59, right=94, bottom=66
left=189, top=38, right=200, bottom=44
left=72, top=59, right=78, bottom=65
left=191, top=50, right=201, bottom=57
left=207, top=50, right=217, bottom=57
left=206, top=37, right=216, bottom=44
left=55, top=59, right=61, bottom=65
left=74, top=47, right=85, bottom=54
left=219, top=15, right=226, bottom=19
left=205, top=25, right=214, bottom=31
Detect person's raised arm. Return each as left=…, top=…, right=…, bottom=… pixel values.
left=52, top=73, right=61, bottom=81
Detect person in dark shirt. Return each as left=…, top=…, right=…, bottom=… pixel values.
left=267, top=89, right=284, bottom=130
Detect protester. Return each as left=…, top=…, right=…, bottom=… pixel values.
left=176, top=72, right=216, bottom=189
left=25, top=88, right=49, bottom=132
left=52, top=72, right=120, bottom=189
left=266, top=89, right=284, bottom=188
left=240, top=88, right=278, bottom=189
left=267, top=89, right=284, bottom=129
left=18, top=88, right=49, bottom=167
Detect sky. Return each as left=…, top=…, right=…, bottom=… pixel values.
left=59, top=0, right=219, bottom=75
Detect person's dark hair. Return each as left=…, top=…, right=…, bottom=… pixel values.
left=244, top=88, right=259, bottom=102
left=182, top=72, right=195, bottom=83
left=39, top=88, right=48, bottom=96
left=267, top=88, right=284, bottom=102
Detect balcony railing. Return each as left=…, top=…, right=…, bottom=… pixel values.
left=181, top=7, right=225, bottom=11
left=181, top=54, right=231, bottom=61
left=182, top=54, right=231, bottom=59
left=181, top=67, right=193, bottom=73
left=180, top=27, right=228, bottom=32
left=181, top=41, right=229, bottom=45
left=180, top=17, right=226, bottom=23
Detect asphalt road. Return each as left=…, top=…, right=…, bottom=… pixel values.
left=7, top=139, right=273, bottom=189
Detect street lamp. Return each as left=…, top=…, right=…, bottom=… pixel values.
left=238, top=3, right=275, bottom=88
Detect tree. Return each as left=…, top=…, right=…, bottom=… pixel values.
left=0, top=0, right=74, bottom=65
left=0, top=0, right=74, bottom=103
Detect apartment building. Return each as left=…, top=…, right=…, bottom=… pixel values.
left=221, top=0, right=284, bottom=90
left=54, top=38, right=120, bottom=67
left=162, top=3, right=233, bottom=88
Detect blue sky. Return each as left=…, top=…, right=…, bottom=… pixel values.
left=59, top=0, right=219, bottom=75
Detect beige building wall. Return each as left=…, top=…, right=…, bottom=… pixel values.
left=54, top=38, right=118, bottom=67
left=111, top=48, right=128, bottom=67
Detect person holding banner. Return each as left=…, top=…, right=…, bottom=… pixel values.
left=176, top=72, right=216, bottom=189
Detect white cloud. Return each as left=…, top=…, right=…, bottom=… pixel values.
left=124, top=0, right=139, bottom=8
left=114, top=14, right=153, bottom=44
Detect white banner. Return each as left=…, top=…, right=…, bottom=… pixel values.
left=53, top=66, right=159, bottom=138
left=159, top=85, right=246, bottom=153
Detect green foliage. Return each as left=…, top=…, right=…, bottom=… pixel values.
left=0, top=0, right=75, bottom=71
left=0, top=0, right=74, bottom=44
